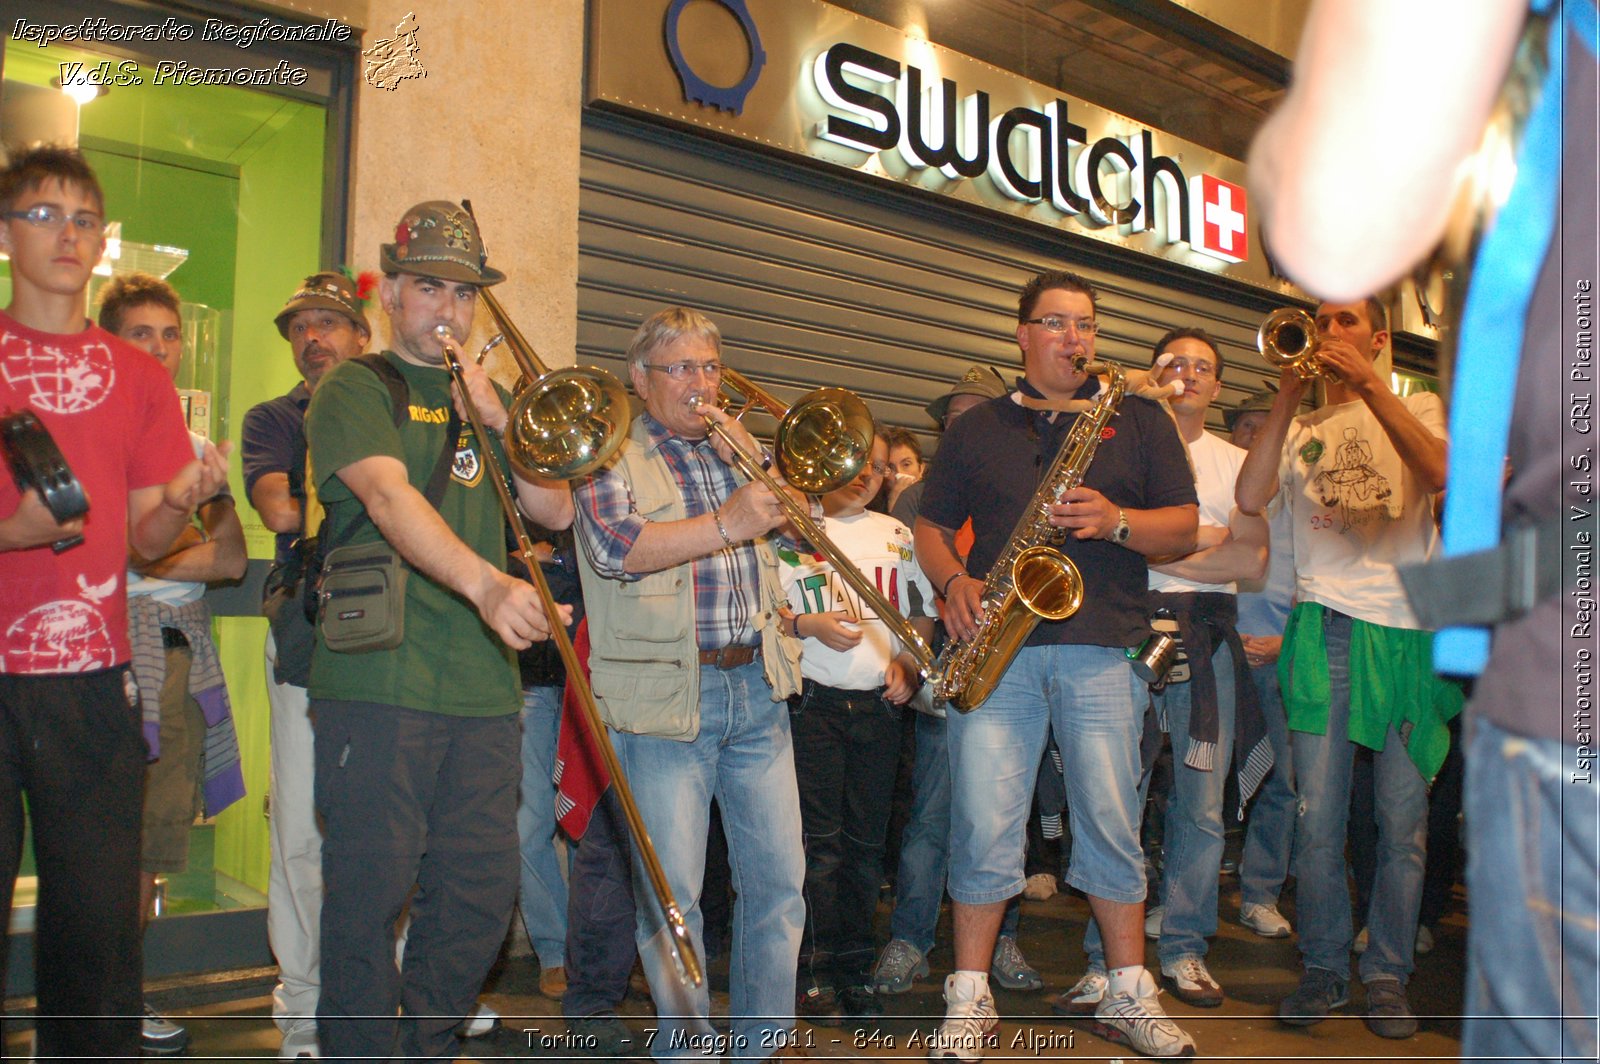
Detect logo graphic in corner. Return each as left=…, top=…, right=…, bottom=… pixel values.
left=1188, top=174, right=1249, bottom=264
left=363, top=11, right=426, bottom=91
left=664, top=0, right=766, bottom=115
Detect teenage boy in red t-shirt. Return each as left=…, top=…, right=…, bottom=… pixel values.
left=0, top=146, right=229, bottom=1061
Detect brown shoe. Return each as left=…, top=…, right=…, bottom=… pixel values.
left=1161, top=957, right=1224, bottom=1008
left=539, top=965, right=567, bottom=999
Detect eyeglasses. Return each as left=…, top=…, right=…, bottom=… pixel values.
left=646, top=360, right=724, bottom=381
left=1022, top=314, right=1099, bottom=336
left=868, top=462, right=892, bottom=477
left=1164, top=357, right=1217, bottom=379
left=2, top=205, right=105, bottom=235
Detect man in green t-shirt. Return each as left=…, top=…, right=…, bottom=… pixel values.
left=304, top=200, right=572, bottom=1061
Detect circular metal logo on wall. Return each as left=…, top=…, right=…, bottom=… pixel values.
left=663, top=0, right=767, bottom=115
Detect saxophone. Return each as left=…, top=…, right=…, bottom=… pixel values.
left=931, top=359, right=1127, bottom=713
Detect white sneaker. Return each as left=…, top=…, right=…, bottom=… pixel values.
left=928, top=974, right=998, bottom=1062
left=460, top=1002, right=500, bottom=1038
left=1051, top=968, right=1107, bottom=1017
left=1144, top=905, right=1164, bottom=940
left=141, top=1003, right=189, bottom=1055
left=1093, top=970, right=1196, bottom=1057
left=279, top=1019, right=320, bottom=1060
left=1239, top=902, right=1292, bottom=938
left=1023, top=873, right=1059, bottom=900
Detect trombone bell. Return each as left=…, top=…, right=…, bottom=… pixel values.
left=774, top=388, right=874, bottom=496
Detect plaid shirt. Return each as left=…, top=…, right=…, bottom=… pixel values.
left=574, top=413, right=764, bottom=649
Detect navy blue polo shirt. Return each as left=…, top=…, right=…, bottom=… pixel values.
left=920, top=375, right=1197, bottom=648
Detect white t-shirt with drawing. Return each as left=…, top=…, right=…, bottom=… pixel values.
left=1277, top=392, right=1446, bottom=630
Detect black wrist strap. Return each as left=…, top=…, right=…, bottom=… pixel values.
left=940, top=570, right=968, bottom=598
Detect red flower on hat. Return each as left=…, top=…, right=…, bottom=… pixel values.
left=394, top=219, right=411, bottom=259
left=356, top=271, right=378, bottom=303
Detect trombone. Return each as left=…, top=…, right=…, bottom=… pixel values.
left=1257, top=307, right=1340, bottom=383
left=433, top=288, right=701, bottom=988
left=692, top=369, right=940, bottom=689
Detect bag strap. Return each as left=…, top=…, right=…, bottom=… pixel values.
left=316, top=355, right=461, bottom=555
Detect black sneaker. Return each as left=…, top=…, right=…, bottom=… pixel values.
left=568, top=1012, right=637, bottom=1057
left=1363, top=977, right=1418, bottom=1039
left=796, top=984, right=843, bottom=1028
left=837, top=985, right=883, bottom=1022
left=1278, top=967, right=1349, bottom=1026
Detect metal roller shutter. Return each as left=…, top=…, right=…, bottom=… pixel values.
left=578, top=110, right=1288, bottom=450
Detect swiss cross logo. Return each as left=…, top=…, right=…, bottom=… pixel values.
left=1188, top=174, right=1248, bottom=263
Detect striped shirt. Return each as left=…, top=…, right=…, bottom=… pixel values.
left=574, top=413, right=763, bottom=650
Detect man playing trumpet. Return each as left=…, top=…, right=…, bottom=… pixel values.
left=571, top=307, right=807, bottom=1059
left=1234, top=297, right=1457, bottom=1037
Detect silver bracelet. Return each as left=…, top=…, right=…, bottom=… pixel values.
left=714, top=510, right=735, bottom=548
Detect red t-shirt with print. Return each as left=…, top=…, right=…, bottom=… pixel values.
left=0, top=311, right=194, bottom=674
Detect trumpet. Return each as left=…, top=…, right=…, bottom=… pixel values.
left=690, top=371, right=940, bottom=687
left=1257, top=307, right=1339, bottom=383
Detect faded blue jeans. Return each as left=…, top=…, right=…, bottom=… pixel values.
left=1462, top=717, right=1599, bottom=1063
left=1240, top=660, right=1296, bottom=910
left=1154, top=641, right=1235, bottom=966
left=888, top=710, right=1019, bottom=953
left=1288, top=611, right=1428, bottom=984
left=947, top=645, right=1147, bottom=907
left=517, top=685, right=567, bottom=971
left=611, top=660, right=805, bottom=1060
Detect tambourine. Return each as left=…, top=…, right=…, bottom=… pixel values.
left=2, top=410, right=89, bottom=552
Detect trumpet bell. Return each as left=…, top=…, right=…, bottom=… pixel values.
left=775, top=387, right=874, bottom=495
left=504, top=367, right=630, bottom=480
left=1258, top=307, right=1325, bottom=380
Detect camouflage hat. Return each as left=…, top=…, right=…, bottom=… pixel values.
left=274, top=271, right=371, bottom=340
left=379, top=200, right=505, bottom=286
left=926, top=363, right=1010, bottom=425
left=1224, top=387, right=1277, bottom=431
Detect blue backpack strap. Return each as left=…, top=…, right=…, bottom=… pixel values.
left=1433, top=0, right=1592, bottom=673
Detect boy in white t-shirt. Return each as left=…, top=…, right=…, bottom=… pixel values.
left=779, top=431, right=934, bottom=1026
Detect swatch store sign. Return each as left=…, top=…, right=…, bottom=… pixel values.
left=587, top=0, right=1276, bottom=287
left=810, top=42, right=1249, bottom=267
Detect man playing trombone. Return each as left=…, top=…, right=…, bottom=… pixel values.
left=571, top=306, right=808, bottom=1060
left=303, top=201, right=572, bottom=1061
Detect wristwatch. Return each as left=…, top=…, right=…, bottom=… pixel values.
left=1110, top=508, right=1131, bottom=545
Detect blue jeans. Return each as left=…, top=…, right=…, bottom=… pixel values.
left=612, top=661, right=805, bottom=1060
left=888, top=711, right=1018, bottom=951
left=1289, top=612, right=1428, bottom=983
left=518, top=685, right=567, bottom=970
left=1240, top=660, right=1296, bottom=909
left=1462, top=718, right=1599, bottom=1063
left=1155, top=641, right=1235, bottom=965
left=947, top=644, right=1146, bottom=906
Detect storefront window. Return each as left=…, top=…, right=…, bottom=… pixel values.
left=1, top=0, right=356, bottom=977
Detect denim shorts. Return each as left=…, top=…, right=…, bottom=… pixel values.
left=946, top=643, right=1148, bottom=905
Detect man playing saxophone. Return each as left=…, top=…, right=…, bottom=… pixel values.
left=915, top=270, right=1198, bottom=1061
